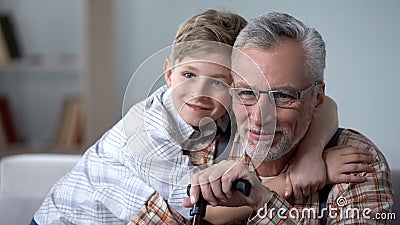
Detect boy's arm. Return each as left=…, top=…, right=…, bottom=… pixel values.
left=286, top=96, right=338, bottom=199
left=323, top=146, right=374, bottom=184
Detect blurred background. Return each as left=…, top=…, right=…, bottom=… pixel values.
left=0, top=0, right=398, bottom=170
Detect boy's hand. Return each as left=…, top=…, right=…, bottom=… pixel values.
left=323, top=146, right=374, bottom=184
left=285, top=153, right=326, bottom=199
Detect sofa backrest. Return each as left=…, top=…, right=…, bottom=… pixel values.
left=0, top=153, right=81, bottom=224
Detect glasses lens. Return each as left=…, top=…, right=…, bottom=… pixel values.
left=232, top=88, right=258, bottom=105
left=270, top=91, right=296, bottom=107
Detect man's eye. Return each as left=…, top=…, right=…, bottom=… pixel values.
left=184, top=73, right=195, bottom=79
left=272, top=91, right=294, bottom=99
left=239, top=90, right=256, bottom=97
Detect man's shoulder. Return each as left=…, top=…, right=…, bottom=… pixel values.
left=335, top=128, right=392, bottom=193
left=338, top=128, right=388, bottom=162
left=338, top=128, right=378, bottom=150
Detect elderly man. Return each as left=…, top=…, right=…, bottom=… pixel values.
left=185, top=12, right=393, bottom=224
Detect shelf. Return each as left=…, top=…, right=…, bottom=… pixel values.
left=0, top=58, right=80, bottom=74
left=0, top=143, right=85, bottom=157
left=0, top=0, right=117, bottom=154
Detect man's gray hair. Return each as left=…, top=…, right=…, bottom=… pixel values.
left=233, top=12, right=326, bottom=81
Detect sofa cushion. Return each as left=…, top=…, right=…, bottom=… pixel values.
left=0, top=153, right=81, bottom=224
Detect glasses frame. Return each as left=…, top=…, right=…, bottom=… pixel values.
left=230, top=81, right=324, bottom=107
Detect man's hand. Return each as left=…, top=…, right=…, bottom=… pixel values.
left=323, top=146, right=374, bottom=184
left=183, top=159, right=272, bottom=211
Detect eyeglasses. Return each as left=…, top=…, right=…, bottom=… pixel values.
left=229, top=81, right=323, bottom=107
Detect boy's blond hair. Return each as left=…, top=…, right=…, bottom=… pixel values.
left=170, top=9, right=247, bottom=64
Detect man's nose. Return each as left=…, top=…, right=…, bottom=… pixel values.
left=249, top=95, right=275, bottom=126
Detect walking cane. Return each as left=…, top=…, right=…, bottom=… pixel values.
left=187, top=179, right=251, bottom=225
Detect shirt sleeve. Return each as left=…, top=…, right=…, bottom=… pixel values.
left=129, top=192, right=191, bottom=225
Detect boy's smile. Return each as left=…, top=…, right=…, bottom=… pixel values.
left=185, top=102, right=211, bottom=111
left=164, top=53, right=232, bottom=128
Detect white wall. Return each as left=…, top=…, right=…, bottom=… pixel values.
left=115, top=0, right=400, bottom=169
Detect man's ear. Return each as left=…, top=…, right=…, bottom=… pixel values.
left=312, top=82, right=325, bottom=118
left=164, top=58, right=172, bottom=87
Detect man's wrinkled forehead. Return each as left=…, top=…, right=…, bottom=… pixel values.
left=231, top=53, right=270, bottom=90
left=232, top=73, right=270, bottom=91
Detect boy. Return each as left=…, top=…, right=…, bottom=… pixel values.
left=33, top=10, right=336, bottom=224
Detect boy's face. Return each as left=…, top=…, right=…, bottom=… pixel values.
left=164, top=53, right=232, bottom=128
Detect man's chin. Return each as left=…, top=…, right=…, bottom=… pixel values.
left=245, top=136, right=290, bottom=161
left=244, top=141, right=273, bottom=161
left=248, top=138, right=272, bottom=147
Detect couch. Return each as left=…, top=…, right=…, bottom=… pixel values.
left=0, top=153, right=81, bottom=224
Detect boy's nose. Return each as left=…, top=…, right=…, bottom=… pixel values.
left=191, top=77, right=211, bottom=97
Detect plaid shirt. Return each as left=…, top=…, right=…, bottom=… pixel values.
left=230, top=129, right=394, bottom=224
left=34, top=85, right=229, bottom=224
left=129, top=192, right=191, bottom=225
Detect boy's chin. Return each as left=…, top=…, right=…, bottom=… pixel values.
left=180, top=115, right=200, bottom=127
left=181, top=115, right=215, bottom=128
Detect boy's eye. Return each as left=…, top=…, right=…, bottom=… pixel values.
left=212, top=79, right=225, bottom=87
left=184, top=73, right=195, bottom=79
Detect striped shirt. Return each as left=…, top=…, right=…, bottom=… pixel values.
left=34, top=85, right=229, bottom=224
left=230, top=129, right=394, bottom=224
left=128, top=135, right=221, bottom=225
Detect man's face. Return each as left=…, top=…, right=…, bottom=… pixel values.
left=232, top=40, right=322, bottom=161
left=164, top=53, right=232, bottom=128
